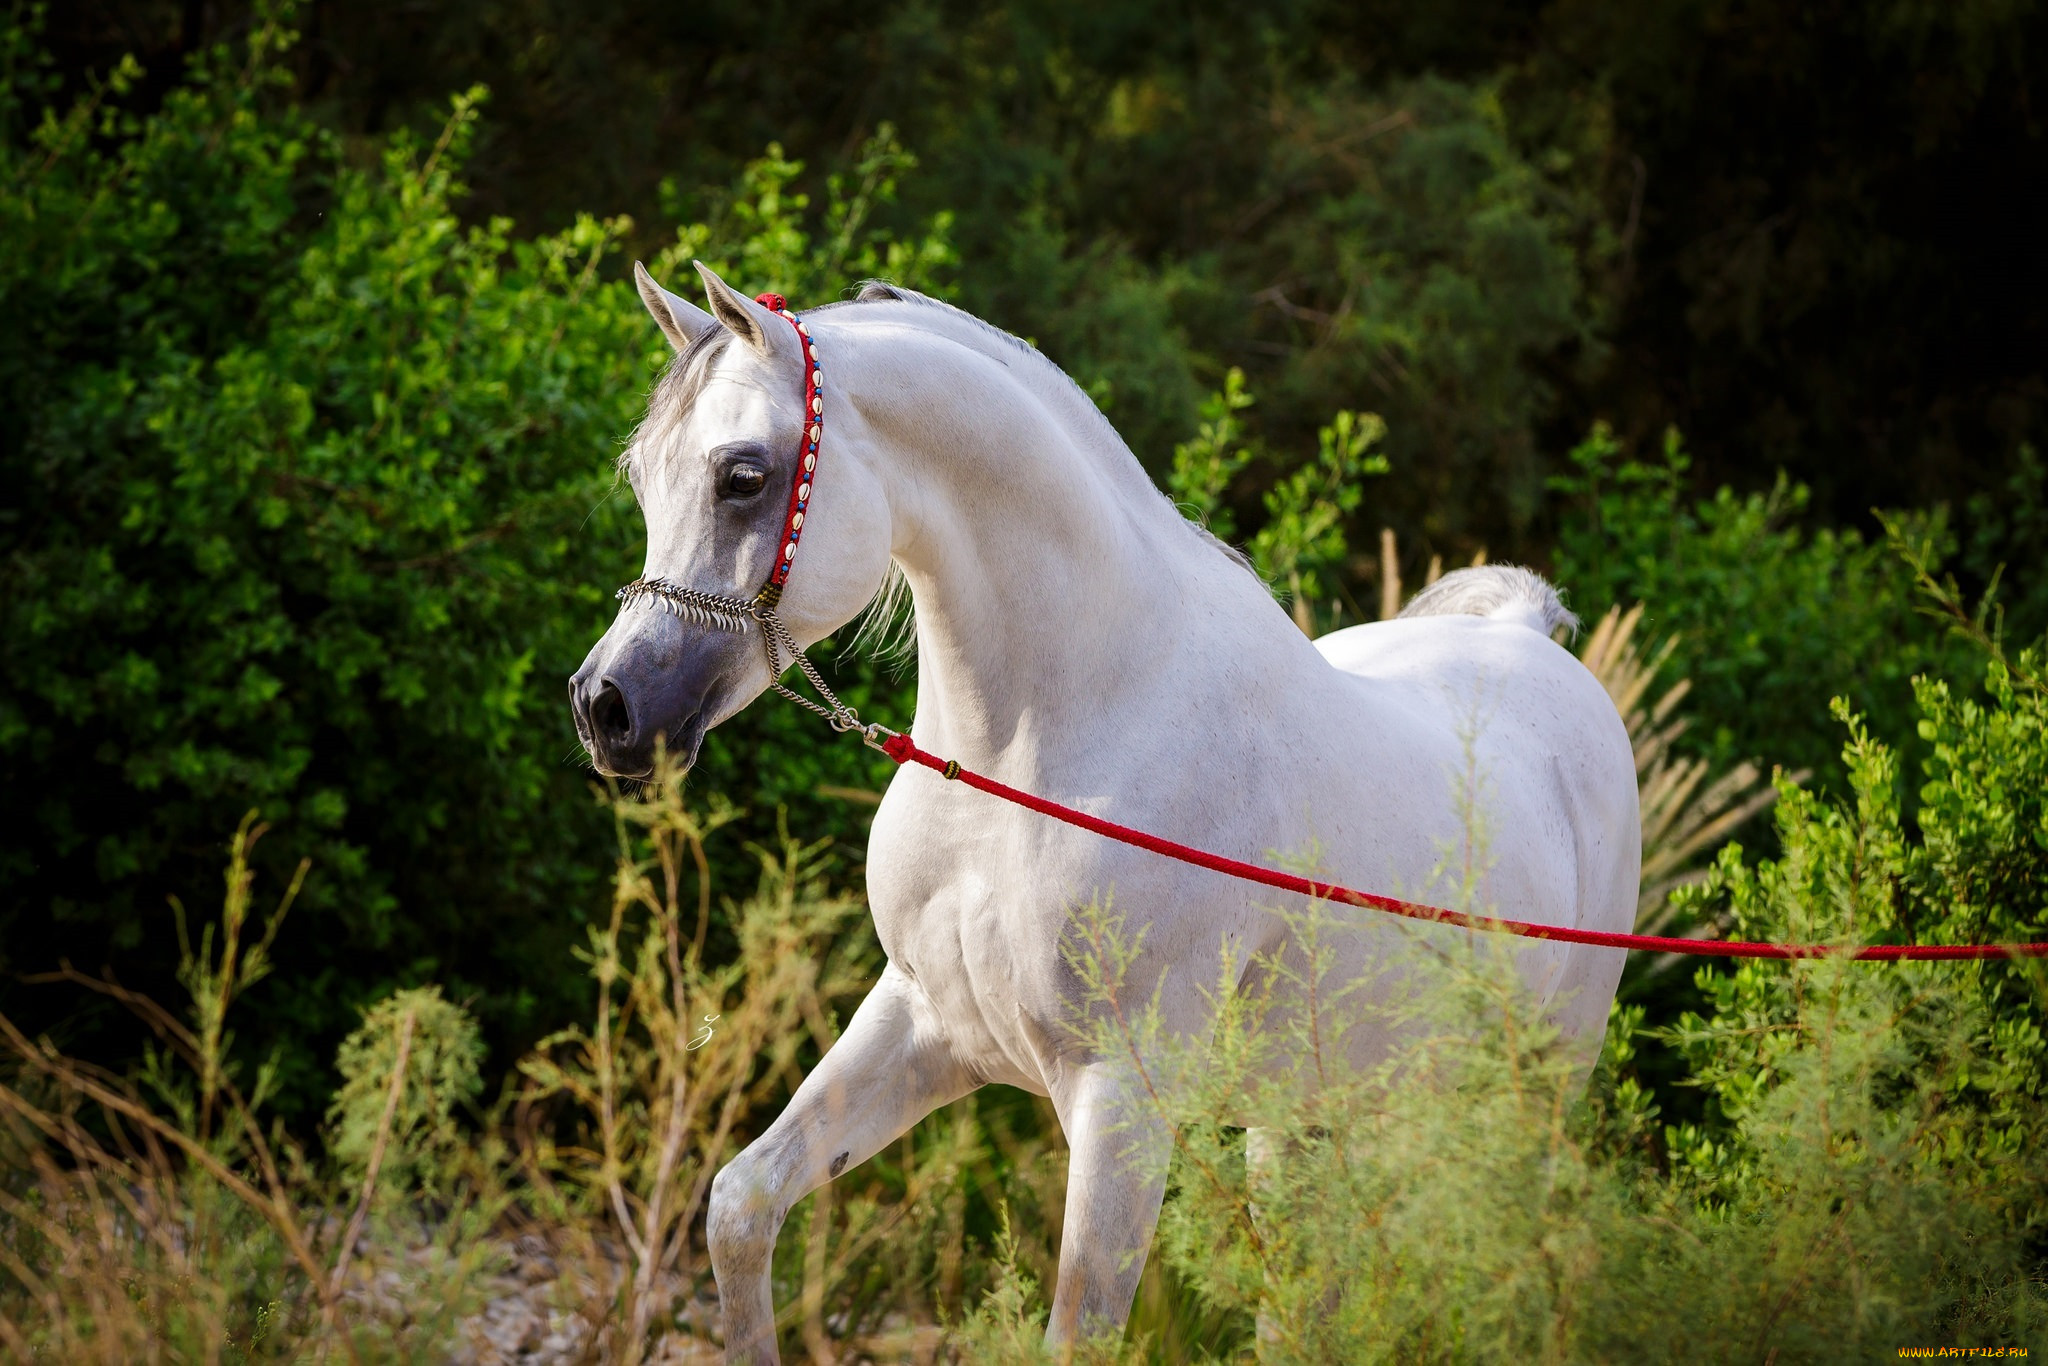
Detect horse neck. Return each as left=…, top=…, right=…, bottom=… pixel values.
left=838, top=316, right=1206, bottom=760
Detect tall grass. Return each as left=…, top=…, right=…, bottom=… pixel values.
left=1004, top=848, right=2048, bottom=1361
left=5, top=739, right=2045, bottom=1361
left=0, top=762, right=994, bottom=1360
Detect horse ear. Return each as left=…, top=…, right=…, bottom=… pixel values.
left=634, top=261, right=717, bottom=352
left=693, top=260, right=786, bottom=355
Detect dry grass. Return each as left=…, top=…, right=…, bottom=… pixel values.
left=0, top=765, right=1067, bottom=1362
left=1575, top=604, right=1801, bottom=958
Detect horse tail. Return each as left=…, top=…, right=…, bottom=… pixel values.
left=1396, top=564, right=1579, bottom=639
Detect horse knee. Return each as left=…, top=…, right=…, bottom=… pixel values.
left=707, top=1158, right=783, bottom=1277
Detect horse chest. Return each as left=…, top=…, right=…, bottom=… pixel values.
left=863, top=792, right=1105, bottom=1091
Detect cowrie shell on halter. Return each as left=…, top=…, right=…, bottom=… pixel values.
left=811, top=369, right=823, bottom=387
left=810, top=394, right=823, bottom=415
left=783, top=541, right=797, bottom=560
left=798, top=481, right=810, bottom=501
left=791, top=510, right=805, bottom=530
left=803, top=453, right=817, bottom=472
left=808, top=423, right=820, bottom=443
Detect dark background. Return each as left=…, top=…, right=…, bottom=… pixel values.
left=44, top=0, right=2046, bottom=534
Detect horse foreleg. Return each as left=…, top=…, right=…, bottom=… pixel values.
left=1046, top=1062, right=1175, bottom=1352
left=709, top=963, right=975, bottom=1365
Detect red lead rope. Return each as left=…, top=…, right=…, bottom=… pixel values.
left=877, top=732, right=2048, bottom=962
left=733, top=289, right=2040, bottom=963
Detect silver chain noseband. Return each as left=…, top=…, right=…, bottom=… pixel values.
left=614, top=294, right=894, bottom=751
left=613, top=575, right=877, bottom=738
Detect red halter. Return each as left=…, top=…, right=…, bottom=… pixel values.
left=749, top=293, right=823, bottom=604
left=614, top=293, right=868, bottom=732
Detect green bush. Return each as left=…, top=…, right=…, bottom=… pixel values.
left=1668, top=657, right=2048, bottom=1164
left=1166, top=367, right=1389, bottom=633
left=1232, top=74, right=1604, bottom=546
left=326, top=986, right=484, bottom=1207
left=0, top=12, right=940, bottom=1118
left=1548, top=424, right=1970, bottom=787
left=1021, top=659, right=2048, bottom=1361
left=1963, top=444, right=2048, bottom=646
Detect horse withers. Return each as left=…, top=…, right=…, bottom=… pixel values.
left=569, top=262, right=1640, bottom=1362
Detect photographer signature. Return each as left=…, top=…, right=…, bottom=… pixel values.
left=686, top=1014, right=721, bottom=1051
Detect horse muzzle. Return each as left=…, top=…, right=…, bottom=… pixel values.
left=569, top=610, right=750, bottom=778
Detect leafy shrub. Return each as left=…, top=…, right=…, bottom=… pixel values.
left=326, top=986, right=484, bottom=1208
left=0, top=10, right=942, bottom=1117
left=1191, top=72, right=1608, bottom=550
left=1669, top=659, right=2048, bottom=1161
left=1024, top=684, right=2048, bottom=1361
left=1548, top=424, right=1969, bottom=787
left=1166, top=368, right=1389, bottom=633
left=1963, top=444, right=2048, bottom=646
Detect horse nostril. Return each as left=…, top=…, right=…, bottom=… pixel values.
left=591, top=679, right=633, bottom=745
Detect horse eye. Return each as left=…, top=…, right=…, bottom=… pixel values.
left=722, top=464, right=768, bottom=499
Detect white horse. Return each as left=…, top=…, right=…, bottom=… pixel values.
left=570, top=262, right=1639, bottom=1362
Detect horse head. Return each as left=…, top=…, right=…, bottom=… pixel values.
left=569, top=263, right=894, bottom=777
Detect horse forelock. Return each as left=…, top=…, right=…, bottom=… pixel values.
left=622, top=325, right=735, bottom=471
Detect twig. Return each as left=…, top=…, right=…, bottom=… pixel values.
left=1379, top=528, right=1402, bottom=621
left=327, top=1004, right=418, bottom=1303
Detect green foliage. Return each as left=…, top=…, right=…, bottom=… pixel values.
left=1549, top=424, right=1965, bottom=785
left=0, top=11, right=933, bottom=1117
left=1042, top=814, right=2048, bottom=1361
left=0, top=6, right=612, bottom=1104
left=950, top=1205, right=1073, bottom=1364
left=326, top=986, right=485, bottom=1204
left=1168, top=369, right=1387, bottom=631
left=1249, top=409, right=1388, bottom=626
left=1668, top=666, right=2048, bottom=1178
left=658, top=123, right=957, bottom=302
left=59, top=0, right=2044, bottom=555
left=1231, top=74, right=1600, bottom=546
left=1166, top=369, right=1258, bottom=542
left=1964, top=444, right=2048, bottom=645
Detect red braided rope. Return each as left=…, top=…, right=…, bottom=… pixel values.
left=752, top=292, right=822, bottom=593
left=878, top=732, right=2048, bottom=962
